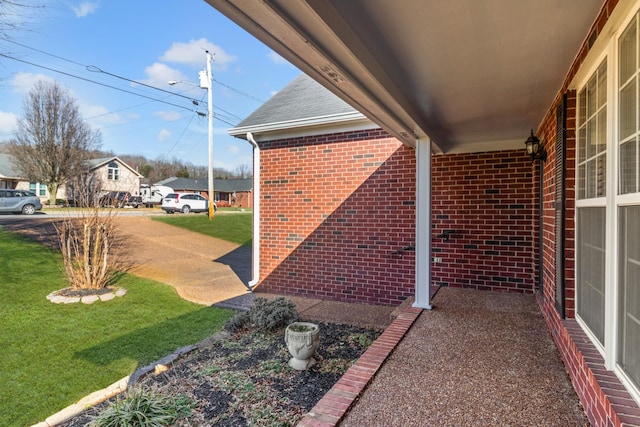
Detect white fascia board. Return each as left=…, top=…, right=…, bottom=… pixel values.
left=228, top=112, right=370, bottom=139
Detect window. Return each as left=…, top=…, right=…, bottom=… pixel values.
left=619, top=16, right=639, bottom=195
left=619, top=206, right=640, bottom=388
left=574, top=5, right=640, bottom=401
left=617, top=12, right=640, bottom=392
left=107, top=162, right=120, bottom=181
left=578, top=60, right=608, bottom=199
left=577, top=208, right=606, bottom=344
left=576, top=59, right=608, bottom=346
left=29, top=182, right=47, bottom=197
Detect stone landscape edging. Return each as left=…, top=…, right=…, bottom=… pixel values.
left=46, top=287, right=127, bottom=304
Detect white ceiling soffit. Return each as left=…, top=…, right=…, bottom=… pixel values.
left=205, top=0, right=604, bottom=154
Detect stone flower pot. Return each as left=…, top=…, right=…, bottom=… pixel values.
left=285, top=322, right=320, bottom=370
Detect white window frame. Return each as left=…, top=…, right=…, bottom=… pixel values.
left=571, top=0, right=640, bottom=405
left=107, top=162, right=120, bottom=181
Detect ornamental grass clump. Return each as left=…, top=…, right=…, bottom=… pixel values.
left=91, top=387, right=192, bottom=427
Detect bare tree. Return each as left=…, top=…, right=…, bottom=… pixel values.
left=8, top=80, right=101, bottom=205
left=233, top=163, right=252, bottom=179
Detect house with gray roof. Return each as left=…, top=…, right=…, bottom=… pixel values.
left=0, top=153, right=142, bottom=204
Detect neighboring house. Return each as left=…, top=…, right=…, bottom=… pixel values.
left=157, top=177, right=253, bottom=208
left=0, top=153, right=24, bottom=190
left=0, top=154, right=142, bottom=204
left=85, top=157, right=143, bottom=196
left=216, top=0, right=640, bottom=425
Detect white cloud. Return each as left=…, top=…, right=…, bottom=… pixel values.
left=228, top=144, right=241, bottom=155
left=138, top=62, right=188, bottom=88
left=154, top=111, right=182, bottom=122
left=11, top=72, right=55, bottom=93
left=161, top=38, right=237, bottom=71
left=267, top=50, right=289, bottom=65
left=158, top=129, right=171, bottom=142
left=0, top=111, right=19, bottom=135
left=71, top=2, right=99, bottom=18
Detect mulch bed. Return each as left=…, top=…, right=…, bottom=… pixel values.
left=60, top=322, right=381, bottom=426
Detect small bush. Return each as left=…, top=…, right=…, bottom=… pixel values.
left=224, top=297, right=299, bottom=333
left=91, top=387, right=191, bottom=427
left=223, top=311, right=250, bottom=333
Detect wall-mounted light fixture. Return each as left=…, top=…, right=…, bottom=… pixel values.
left=524, top=130, right=547, bottom=162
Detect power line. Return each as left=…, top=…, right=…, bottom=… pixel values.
left=5, top=38, right=265, bottom=107
left=0, top=52, right=199, bottom=113
left=86, top=65, right=201, bottom=105
left=213, top=78, right=265, bottom=103
left=1, top=41, right=242, bottom=128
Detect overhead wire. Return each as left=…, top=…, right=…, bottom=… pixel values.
left=0, top=52, right=199, bottom=113
left=0, top=39, right=252, bottom=158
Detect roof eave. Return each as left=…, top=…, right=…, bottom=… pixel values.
left=229, top=111, right=369, bottom=138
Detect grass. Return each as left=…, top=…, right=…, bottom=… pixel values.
left=152, top=209, right=253, bottom=247
left=0, top=230, right=235, bottom=427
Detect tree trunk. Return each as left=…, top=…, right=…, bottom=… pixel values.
left=47, top=182, right=59, bottom=206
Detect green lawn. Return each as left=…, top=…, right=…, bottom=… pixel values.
left=152, top=210, right=253, bottom=247
left=0, top=230, right=234, bottom=427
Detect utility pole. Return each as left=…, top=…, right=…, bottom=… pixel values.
left=200, top=50, right=215, bottom=220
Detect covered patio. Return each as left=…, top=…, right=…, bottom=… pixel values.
left=297, top=287, right=589, bottom=426
left=206, top=0, right=640, bottom=425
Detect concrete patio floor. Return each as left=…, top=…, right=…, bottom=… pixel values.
left=299, top=287, right=589, bottom=426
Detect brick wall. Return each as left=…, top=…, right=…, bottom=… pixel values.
left=255, top=129, right=416, bottom=306
left=233, top=190, right=252, bottom=208
left=431, top=151, right=538, bottom=293
left=533, top=1, right=640, bottom=425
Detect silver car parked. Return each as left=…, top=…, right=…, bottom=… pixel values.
left=0, top=189, right=43, bottom=215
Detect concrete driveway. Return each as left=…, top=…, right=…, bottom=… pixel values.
left=0, top=213, right=252, bottom=305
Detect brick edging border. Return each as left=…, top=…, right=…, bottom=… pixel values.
left=297, top=306, right=423, bottom=426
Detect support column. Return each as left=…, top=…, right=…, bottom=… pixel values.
left=413, top=137, right=432, bottom=309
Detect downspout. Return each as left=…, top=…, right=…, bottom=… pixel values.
left=247, top=132, right=260, bottom=289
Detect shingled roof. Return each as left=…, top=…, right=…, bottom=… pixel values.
left=237, top=73, right=357, bottom=127
left=0, top=153, right=23, bottom=179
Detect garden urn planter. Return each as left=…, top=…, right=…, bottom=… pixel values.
left=285, top=322, right=320, bottom=370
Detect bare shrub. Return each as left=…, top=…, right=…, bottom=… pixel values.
left=55, top=208, right=126, bottom=290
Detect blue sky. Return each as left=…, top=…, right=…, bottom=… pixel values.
left=0, top=0, right=300, bottom=173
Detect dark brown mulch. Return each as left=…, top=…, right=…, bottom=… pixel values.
left=60, top=322, right=381, bottom=427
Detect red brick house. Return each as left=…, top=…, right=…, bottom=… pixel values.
left=212, top=0, right=640, bottom=425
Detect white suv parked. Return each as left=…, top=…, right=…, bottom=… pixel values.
left=161, top=192, right=211, bottom=214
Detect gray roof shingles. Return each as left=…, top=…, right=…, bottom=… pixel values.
left=236, top=73, right=357, bottom=128
left=0, top=153, right=23, bottom=179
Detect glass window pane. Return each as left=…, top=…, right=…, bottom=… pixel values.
left=597, top=155, right=607, bottom=197
left=597, top=61, right=607, bottom=109
left=578, top=208, right=606, bottom=344
left=587, top=120, right=597, bottom=159
left=620, top=140, right=637, bottom=194
left=618, top=206, right=640, bottom=389
left=579, top=89, right=587, bottom=124
left=578, top=165, right=586, bottom=200
left=587, top=73, right=598, bottom=117
left=597, top=109, right=607, bottom=155
left=587, top=161, right=597, bottom=199
left=578, top=126, right=587, bottom=164
left=620, top=16, right=638, bottom=85
left=620, top=80, right=637, bottom=141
